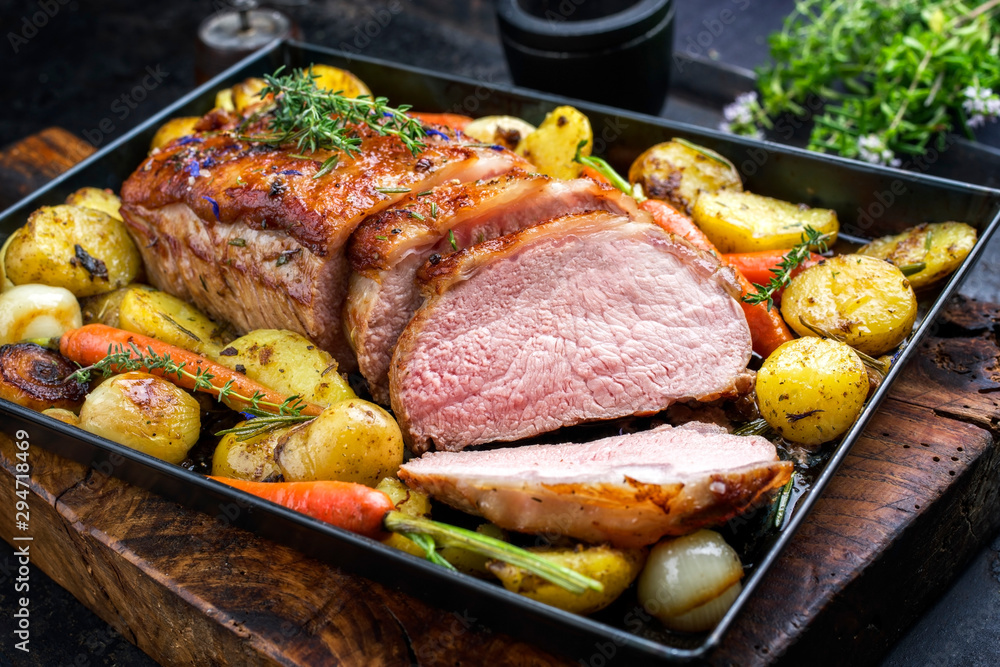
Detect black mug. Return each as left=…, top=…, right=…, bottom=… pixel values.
left=496, top=0, right=675, bottom=115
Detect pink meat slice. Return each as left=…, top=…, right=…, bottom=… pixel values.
left=398, top=423, right=793, bottom=547
left=390, top=210, right=753, bottom=453
left=346, top=171, right=643, bottom=402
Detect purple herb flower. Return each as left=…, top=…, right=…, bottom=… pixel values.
left=202, top=196, right=220, bottom=221
left=425, top=128, right=450, bottom=141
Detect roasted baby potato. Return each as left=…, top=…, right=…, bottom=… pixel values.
left=517, top=105, right=592, bottom=180
left=232, top=77, right=269, bottom=113
left=212, top=427, right=284, bottom=481
left=463, top=115, right=537, bottom=151
left=308, top=64, right=372, bottom=98
left=693, top=190, right=839, bottom=253
left=275, top=399, right=404, bottom=487
left=377, top=476, right=434, bottom=558
left=628, top=140, right=743, bottom=215
left=215, top=329, right=354, bottom=406
left=149, top=117, right=201, bottom=152
left=64, top=187, right=123, bottom=222
left=80, top=283, right=148, bottom=326
left=756, top=337, right=868, bottom=446
left=118, top=286, right=230, bottom=358
left=0, top=284, right=82, bottom=345
left=781, top=255, right=917, bottom=355
left=488, top=545, right=646, bottom=614
left=857, top=221, right=977, bottom=289
left=4, top=205, right=142, bottom=297
left=0, top=342, right=89, bottom=413
left=1, top=230, right=18, bottom=291
left=79, top=371, right=201, bottom=464
left=214, top=87, right=236, bottom=112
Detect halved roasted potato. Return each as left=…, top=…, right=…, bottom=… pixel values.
left=212, top=427, right=284, bottom=482
left=693, top=190, right=839, bottom=253
left=857, top=222, right=976, bottom=289
left=517, top=106, right=592, bottom=180
left=118, top=286, right=231, bottom=358
left=149, top=117, right=200, bottom=152
left=232, top=77, right=269, bottom=113
left=64, top=187, right=123, bottom=222
left=628, top=139, right=743, bottom=215
left=4, top=205, right=142, bottom=297
left=215, top=329, right=355, bottom=407
left=463, top=115, right=537, bottom=151
left=1, top=229, right=23, bottom=292
left=214, top=87, right=236, bottom=112
left=307, top=64, right=372, bottom=98
left=488, top=545, right=646, bottom=614
left=781, top=254, right=917, bottom=356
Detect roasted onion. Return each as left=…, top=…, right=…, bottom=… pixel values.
left=0, top=283, right=82, bottom=345
left=78, top=371, right=201, bottom=464
left=0, top=342, right=88, bottom=412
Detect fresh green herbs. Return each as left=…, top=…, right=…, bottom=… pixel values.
left=429, top=202, right=438, bottom=218
left=67, top=342, right=313, bottom=440
left=375, top=187, right=412, bottom=194
left=743, top=227, right=830, bottom=310
left=313, top=155, right=339, bottom=180
left=770, top=473, right=796, bottom=529
left=448, top=229, right=458, bottom=251
left=238, top=66, right=427, bottom=156
left=408, top=210, right=425, bottom=221
left=723, top=0, right=1000, bottom=165
left=572, top=140, right=636, bottom=197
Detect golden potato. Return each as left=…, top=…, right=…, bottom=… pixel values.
left=857, top=222, right=977, bottom=289
left=4, top=205, right=142, bottom=297
left=628, top=139, right=743, bottom=215
left=463, top=115, right=537, bottom=151
left=376, top=476, right=434, bottom=558
left=307, top=64, right=372, bottom=98
left=64, top=187, right=123, bottom=221
left=119, top=286, right=230, bottom=358
left=439, top=523, right=506, bottom=576
left=79, top=371, right=201, bottom=464
left=232, top=77, right=269, bottom=113
left=693, top=190, right=839, bottom=253
left=80, top=284, right=149, bottom=326
left=1, top=229, right=22, bottom=292
left=215, top=329, right=354, bottom=406
left=149, top=117, right=200, bottom=152
left=275, top=399, right=403, bottom=486
left=781, top=255, right=917, bottom=355
left=214, top=87, right=236, bottom=112
left=488, top=545, right=646, bottom=614
left=212, top=427, right=283, bottom=481
left=517, top=105, right=592, bottom=180
left=756, top=337, right=868, bottom=446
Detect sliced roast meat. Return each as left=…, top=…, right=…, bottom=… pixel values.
left=120, top=112, right=529, bottom=369
left=398, top=423, right=792, bottom=547
left=390, top=211, right=753, bottom=452
left=346, top=171, right=642, bottom=402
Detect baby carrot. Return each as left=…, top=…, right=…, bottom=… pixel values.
left=60, top=324, right=324, bottom=416
left=723, top=249, right=823, bottom=287
left=209, top=477, right=394, bottom=539
left=409, top=112, right=474, bottom=132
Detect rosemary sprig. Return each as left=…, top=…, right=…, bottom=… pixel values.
left=67, top=342, right=314, bottom=439
left=742, top=227, right=830, bottom=311
left=770, top=473, right=796, bottom=529
left=238, top=66, right=427, bottom=157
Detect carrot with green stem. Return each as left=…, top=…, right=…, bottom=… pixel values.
left=574, top=144, right=795, bottom=358
left=209, top=477, right=603, bottom=594
left=60, top=324, right=324, bottom=424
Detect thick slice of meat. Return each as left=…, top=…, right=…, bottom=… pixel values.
left=346, top=171, right=643, bottom=402
left=120, top=116, right=528, bottom=369
left=398, top=423, right=792, bottom=547
left=390, top=211, right=753, bottom=452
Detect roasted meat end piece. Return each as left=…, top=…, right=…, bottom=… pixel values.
left=346, top=170, right=646, bottom=403
left=399, top=423, right=792, bottom=547
left=390, top=211, right=753, bottom=452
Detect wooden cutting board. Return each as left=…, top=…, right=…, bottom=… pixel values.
left=1, top=130, right=998, bottom=666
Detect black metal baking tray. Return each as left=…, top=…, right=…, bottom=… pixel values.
left=2, top=40, right=1000, bottom=662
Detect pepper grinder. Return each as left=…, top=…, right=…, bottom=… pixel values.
left=195, top=0, right=299, bottom=83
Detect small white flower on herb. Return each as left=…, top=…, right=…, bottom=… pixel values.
left=720, top=92, right=765, bottom=138
left=857, top=134, right=901, bottom=168
left=963, top=85, right=1000, bottom=129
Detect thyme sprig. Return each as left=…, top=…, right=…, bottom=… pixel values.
left=238, top=66, right=427, bottom=157
left=67, top=342, right=314, bottom=440
left=742, top=227, right=830, bottom=311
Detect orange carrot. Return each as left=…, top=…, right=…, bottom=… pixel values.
left=723, top=249, right=822, bottom=287
left=581, top=165, right=612, bottom=185
left=408, top=112, right=474, bottom=132
left=60, top=324, right=324, bottom=416
left=210, top=477, right=394, bottom=539
left=640, top=199, right=717, bottom=252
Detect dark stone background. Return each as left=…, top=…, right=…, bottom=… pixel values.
left=0, top=1, right=998, bottom=665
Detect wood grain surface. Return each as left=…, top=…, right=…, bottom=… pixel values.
left=0, top=128, right=95, bottom=209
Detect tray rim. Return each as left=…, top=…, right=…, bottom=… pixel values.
left=2, top=39, right=1000, bottom=662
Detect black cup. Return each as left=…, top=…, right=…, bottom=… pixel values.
left=496, top=0, right=675, bottom=115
